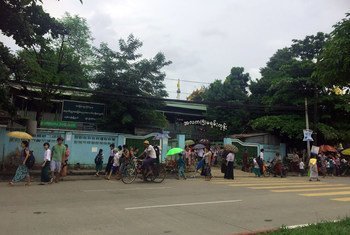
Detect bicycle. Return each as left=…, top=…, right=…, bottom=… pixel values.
left=121, top=157, right=166, bottom=184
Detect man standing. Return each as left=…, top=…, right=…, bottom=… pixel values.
left=51, top=137, right=66, bottom=183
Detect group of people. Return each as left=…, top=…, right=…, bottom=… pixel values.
left=97, top=140, right=160, bottom=181
left=9, top=137, right=70, bottom=186
left=308, top=152, right=349, bottom=180
left=181, top=145, right=234, bottom=181
left=8, top=138, right=350, bottom=186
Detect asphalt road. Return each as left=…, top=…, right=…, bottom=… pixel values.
left=1, top=173, right=350, bottom=235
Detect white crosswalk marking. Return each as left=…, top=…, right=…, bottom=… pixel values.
left=209, top=177, right=350, bottom=202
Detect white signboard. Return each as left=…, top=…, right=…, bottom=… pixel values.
left=303, top=129, right=313, bottom=142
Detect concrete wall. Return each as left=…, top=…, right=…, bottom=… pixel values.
left=1, top=128, right=123, bottom=167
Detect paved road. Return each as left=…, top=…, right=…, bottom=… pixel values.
left=1, top=173, right=350, bottom=235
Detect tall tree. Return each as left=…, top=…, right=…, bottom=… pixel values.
left=199, top=67, right=250, bottom=136
left=249, top=32, right=349, bottom=144
left=93, top=35, right=171, bottom=133
left=16, top=13, right=94, bottom=124
left=316, top=13, right=350, bottom=87
left=0, top=0, right=64, bottom=49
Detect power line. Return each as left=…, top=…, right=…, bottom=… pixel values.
left=165, top=78, right=211, bottom=85
left=8, top=80, right=305, bottom=111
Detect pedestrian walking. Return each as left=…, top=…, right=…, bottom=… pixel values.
left=335, top=155, right=341, bottom=176
left=177, top=153, right=187, bottom=180
left=105, top=144, right=115, bottom=176
left=107, top=146, right=122, bottom=180
left=40, top=142, right=51, bottom=184
left=94, top=149, right=103, bottom=177
left=320, top=153, right=327, bottom=178
left=60, top=144, right=70, bottom=178
left=299, top=159, right=305, bottom=176
left=50, top=137, right=66, bottom=183
left=224, top=151, right=235, bottom=179
left=273, top=153, right=283, bottom=177
left=242, top=149, right=249, bottom=172
left=203, top=146, right=212, bottom=181
left=327, top=157, right=335, bottom=176
left=9, top=140, right=31, bottom=186
left=253, top=157, right=261, bottom=177
left=259, top=149, right=264, bottom=175
left=309, top=157, right=320, bottom=181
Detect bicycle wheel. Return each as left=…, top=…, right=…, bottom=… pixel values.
left=152, top=164, right=166, bottom=183
left=121, top=163, right=137, bottom=184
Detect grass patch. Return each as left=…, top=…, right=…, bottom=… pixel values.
left=262, top=218, right=350, bottom=235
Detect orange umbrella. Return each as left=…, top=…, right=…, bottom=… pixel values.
left=319, top=145, right=337, bottom=153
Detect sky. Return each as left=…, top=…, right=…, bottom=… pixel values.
left=1, top=0, right=349, bottom=99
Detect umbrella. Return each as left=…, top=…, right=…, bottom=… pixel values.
left=185, top=140, right=195, bottom=146
left=319, top=145, right=337, bottom=153
left=199, top=139, right=210, bottom=145
left=341, top=148, right=350, bottom=156
left=224, top=144, right=239, bottom=153
left=7, top=131, right=33, bottom=140
left=166, top=147, right=184, bottom=156
left=193, top=144, right=205, bottom=150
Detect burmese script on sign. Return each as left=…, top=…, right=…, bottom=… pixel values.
left=183, top=119, right=228, bottom=131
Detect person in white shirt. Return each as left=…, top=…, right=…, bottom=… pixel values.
left=224, top=152, right=235, bottom=179
left=259, top=149, right=264, bottom=161
left=299, top=159, right=305, bottom=176
left=107, top=146, right=122, bottom=180
left=40, top=142, right=51, bottom=184
left=139, top=140, right=157, bottom=180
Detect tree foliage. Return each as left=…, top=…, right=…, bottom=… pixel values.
left=92, top=35, right=171, bottom=133
left=316, top=13, right=350, bottom=87
left=0, top=0, right=64, bottom=48
left=13, top=13, right=94, bottom=124
left=192, top=67, right=250, bottom=136
left=246, top=31, right=349, bottom=144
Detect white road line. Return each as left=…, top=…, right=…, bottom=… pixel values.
left=83, top=186, right=172, bottom=192
left=286, top=220, right=339, bottom=229
left=125, top=200, right=242, bottom=210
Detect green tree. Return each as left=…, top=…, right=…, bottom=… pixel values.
left=249, top=32, right=349, bottom=144
left=16, top=13, right=94, bottom=124
left=0, top=42, right=21, bottom=116
left=199, top=67, right=250, bottom=136
left=317, top=13, right=350, bottom=87
left=0, top=0, right=64, bottom=49
left=93, top=35, right=171, bottom=133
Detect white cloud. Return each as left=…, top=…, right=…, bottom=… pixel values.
left=2, top=0, right=349, bottom=99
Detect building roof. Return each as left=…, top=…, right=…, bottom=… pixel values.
left=230, top=133, right=269, bottom=139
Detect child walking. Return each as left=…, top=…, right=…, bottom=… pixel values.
left=95, top=149, right=103, bottom=177
left=177, top=153, right=187, bottom=180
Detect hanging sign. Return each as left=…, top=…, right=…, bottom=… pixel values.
left=303, top=129, right=313, bottom=141
left=183, top=119, right=228, bottom=131
left=62, top=100, right=105, bottom=123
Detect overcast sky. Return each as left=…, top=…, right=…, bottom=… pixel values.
left=2, top=0, right=349, bottom=99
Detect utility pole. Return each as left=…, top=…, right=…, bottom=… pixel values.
left=305, top=98, right=311, bottom=158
